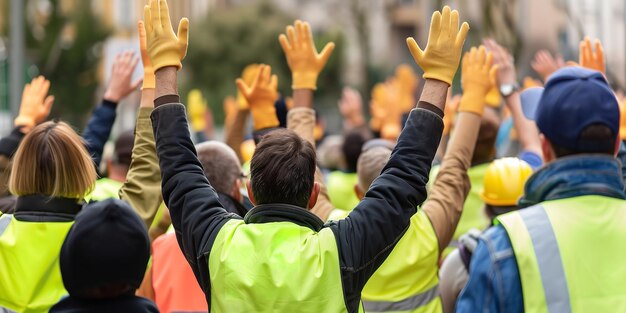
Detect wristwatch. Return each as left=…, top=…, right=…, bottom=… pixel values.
left=499, top=83, right=520, bottom=98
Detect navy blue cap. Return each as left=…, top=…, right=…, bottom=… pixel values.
left=521, top=66, right=619, bottom=152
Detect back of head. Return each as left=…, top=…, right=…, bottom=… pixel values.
left=250, top=129, right=316, bottom=208
left=113, top=130, right=135, bottom=169
left=522, top=67, right=620, bottom=159
left=472, top=107, right=499, bottom=165
left=357, top=146, right=392, bottom=192
left=481, top=158, right=532, bottom=216
left=9, top=121, right=96, bottom=199
left=60, top=199, right=150, bottom=299
left=342, top=129, right=370, bottom=173
left=196, top=141, right=242, bottom=195
left=318, top=135, right=345, bottom=171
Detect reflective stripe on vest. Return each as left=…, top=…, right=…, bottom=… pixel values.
left=362, top=284, right=439, bottom=312
left=498, top=195, right=626, bottom=313
left=0, top=215, right=11, bottom=237
left=517, top=206, right=571, bottom=313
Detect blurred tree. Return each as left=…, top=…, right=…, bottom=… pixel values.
left=482, top=0, right=523, bottom=59
left=22, top=0, right=110, bottom=127
left=183, top=1, right=343, bottom=126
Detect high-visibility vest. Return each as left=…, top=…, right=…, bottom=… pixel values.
left=431, top=163, right=490, bottom=255
left=497, top=195, right=626, bottom=313
left=0, top=214, right=72, bottom=313
left=208, top=219, right=364, bottom=312
left=86, top=178, right=123, bottom=202
left=362, top=211, right=441, bottom=313
left=152, top=232, right=207, bottom=313
left=327, top=171, right=360, bottom=213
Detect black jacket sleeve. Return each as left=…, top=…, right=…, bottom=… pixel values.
left=329, top=107, right=444, bottom=311
left=151, top=102, right=236, bottom=299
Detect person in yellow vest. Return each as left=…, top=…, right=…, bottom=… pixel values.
left=0, top=21, right=162, bottom=312
left=146, top=1, right=468, bottom=311
left=431, top=40, right=544, bottom=256
left=326, top=129, right=369, bottom=212
left=355, top=45, right=496, bottom=313
left=0, top=121, right=97, bottom=313
left=439, top=157, right=532, bottom=313
left=89, top=130, right=134, bottom=201
left=457, top=55, right=626, bottom=313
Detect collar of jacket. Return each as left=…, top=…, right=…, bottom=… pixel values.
left=519, top=154, right=626, bottom=208
left=217, top=192, right=249, bottom=218
left=244, top=203, right=324, bottom=232
left=14, top=195, right=83, bottom=222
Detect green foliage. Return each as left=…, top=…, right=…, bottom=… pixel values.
left=25, top=0, right=110, bottom=127
left=183, top=1, right=343, bottom=125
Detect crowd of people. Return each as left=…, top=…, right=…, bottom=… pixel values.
left=1, top=0, right=625, bottom=312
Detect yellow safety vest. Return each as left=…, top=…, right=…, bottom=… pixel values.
left=361, top=211, right=441, bottom=313
left=86, top=177, right=123, bottom=202
left=208, top=219, right=364, bottom=312
left=498, top=195, right=626, bottom=313
left=0, top=214, right=73, bottom=313
left=327, top=171, right=360, bottom=213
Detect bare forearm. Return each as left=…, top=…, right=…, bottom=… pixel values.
left=293, top=89, right=313, bottom=109
left=506, top=93, right=542, bottom=156
left=419, top=79, right=449, bottom=111
left=155, top=67, right=178, bottom=99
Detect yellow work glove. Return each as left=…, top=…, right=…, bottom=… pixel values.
left=236, top=64, right=261, bottom=109
left=138, top=21, right=155, bottom=89
left=459, top=46, right=497, bottom=116
left=279, top=20, right=335, bottom=90
left=187, top=89, right=207, bottom=132
left=369, top=83, right=387, bottom=131
left=236, top=64, right=279, bottom=130
left=619, top=100, right=626, bottom=140
left=523, top=76, right=543, bottom=90
left=144, top=0, right=189, bottom=71
left=14, top=76, right=54, bottom=130
left=485, top=86, right=501, bottom=107
left=579, top=37, right=605, bottom=74
left=407, top=6, right=469, bottom=85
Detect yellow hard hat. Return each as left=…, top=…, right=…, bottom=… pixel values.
left=480, top=158, right=533, bottom=206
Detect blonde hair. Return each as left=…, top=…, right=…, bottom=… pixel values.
left=9, top=121, right=97, bottom=199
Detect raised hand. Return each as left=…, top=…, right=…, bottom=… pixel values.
left=103, top=50, right=142, bottom=102
left=459, top=46, right=497, bottom=115
left=138, top=20, right=155, bottom=89
left=236, top=64, right=279, bottom=130
left=579, top=37, right=605, bottom=74
left=338, top=87, right=365, bottom=129
left=406, top=6, right=469, bottom=85
left=144, top=0, right=189, bottom=71
left=483, top=38, right=516, bottom=86
left=531, top=50, right=564, bottom=82
left=14, top=76, right=54, bottom=131
left=279, top=20, right=335, bottom=90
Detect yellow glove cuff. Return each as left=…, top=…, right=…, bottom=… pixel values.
left=142, top=74, right=156, bottom=90
left=292, top=72, right=319, bottom=90
left=423, top=70, right=455, bottom=86
left=459, top=90, right=487, bottom=116
left=251, top=102, right=280, bottom=130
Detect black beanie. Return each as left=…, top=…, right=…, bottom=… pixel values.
left=60, top=199, right=150, bottom=297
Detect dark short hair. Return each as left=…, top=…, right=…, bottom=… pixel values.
left=342, top=129, right=370, bottom=173
left=551, top=124, right=616, bottom=158
left=250, top=129, right=316, bottom=208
